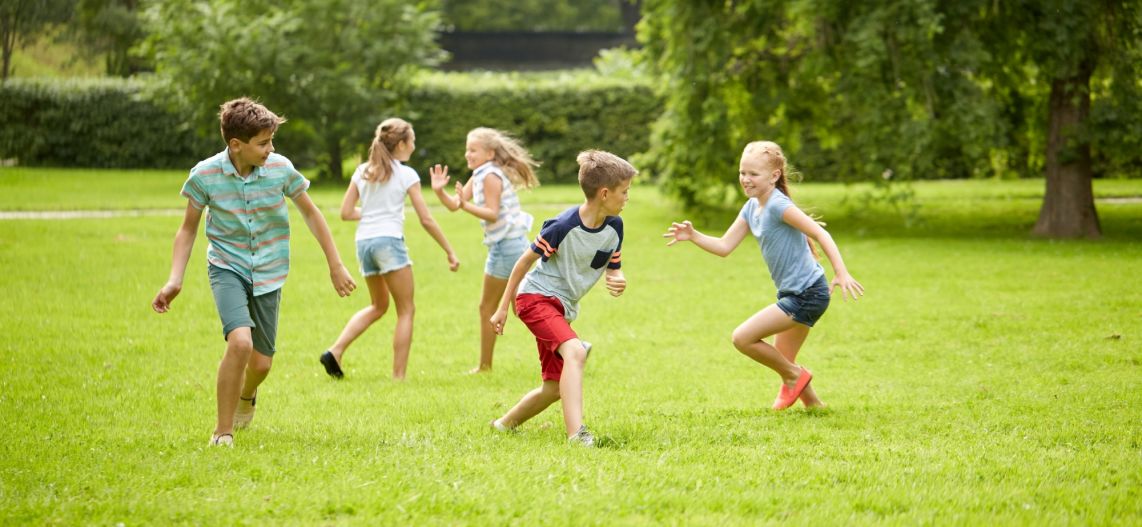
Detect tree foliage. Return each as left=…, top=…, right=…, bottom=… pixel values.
left=67, top=0, right=146, bottom=77
left=140, top=0, right=444, bottom=180
left=638, top=0, right=1141, bottom=237
left=0, top=0, right=75, bottom=80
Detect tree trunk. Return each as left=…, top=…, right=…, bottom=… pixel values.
left=325, top=136, right=344, bottom=182
left=1032, top=60, right=1100, bottom=239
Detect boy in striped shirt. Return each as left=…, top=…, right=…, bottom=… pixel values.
left=489, top=150, right=635, bottom=447
left=152, top=98, right=356, bottom=447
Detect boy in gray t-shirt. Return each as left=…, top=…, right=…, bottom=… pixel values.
left=489, top=150, right=636, bottom=447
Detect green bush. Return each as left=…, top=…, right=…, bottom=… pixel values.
left=0, top=73, right=662, bottom=184
left=0, top=78, right=213, bottom=168
left=401, top=71, right=660, bottom=185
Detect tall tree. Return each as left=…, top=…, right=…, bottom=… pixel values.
left=0, top=0, right=74, bottom=80
left=989, top=0, right=1141, bottom=238
left=69, top=0, right=145, bottom=77
left=141, top=0, right=443, bottom=180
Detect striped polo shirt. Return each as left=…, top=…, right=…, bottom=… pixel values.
left=471, top=162, right=533, bottom=245
left=181, top=150, right=310, bottom=296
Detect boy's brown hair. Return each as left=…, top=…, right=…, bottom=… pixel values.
left=219, top=97, right=286, bottom=143
left=577, top=150, right=636, bottom=199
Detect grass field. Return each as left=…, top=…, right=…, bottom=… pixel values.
left=1, top=167, right=1139, bottom=525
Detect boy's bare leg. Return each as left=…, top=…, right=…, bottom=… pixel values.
left=474, top=274, right=509, bottom=373
left=498, top=380, right=561, bottom=428
left=383, top=266, right=415, bottom=380
left=241, top=351, right=272, bottom=399
left=774, top=325, right=824, bottom=407
left=557, top=339, right=589, bottom=438
left=216, top=327, right=254, bottom=436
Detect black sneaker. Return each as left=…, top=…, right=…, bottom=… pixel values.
left=320, top=351, right=344, bottom=379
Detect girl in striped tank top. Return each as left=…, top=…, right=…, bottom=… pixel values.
left=431, top=127, right=540, bottom=374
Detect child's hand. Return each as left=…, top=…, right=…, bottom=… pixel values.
left=454, top=181, right=466, bottom=206
left=490, top=307, right=508, bottom=335
left=330, top=264, right=357, bottom=297
left=831, top=272, right=865, bottom=301
left=605, top=272, right=626, bottom=297
left=447, top=252, right=460, bottom=272
left=152, top=282, right=181, bottom=313
left=429, top=164, right=450, bottom=191
left=663, top=221, right=694, bottom=245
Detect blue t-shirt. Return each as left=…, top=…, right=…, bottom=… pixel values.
left=739, top=189, right=824, bottom=294
left=518, top=206, right=623, bottom=321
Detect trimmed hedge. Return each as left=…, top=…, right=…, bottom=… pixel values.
left=0, top=72, right=662, bottom=184
left=0, top=78, right=213, bottom=168
left=403, top=71, right=659, bottom=184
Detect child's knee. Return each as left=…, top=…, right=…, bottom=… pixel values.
left=226, top=329, right=255, bottom=355
left=559, top=341, right=588, bottom=365
left=368, top=302, right=388, bottom=319
left=730, top=330, right=751, bottom=351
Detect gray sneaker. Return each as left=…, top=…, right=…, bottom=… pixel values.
left=582, top=341, right=592, bottom=358
left=568, top=424, right=595, bottom=448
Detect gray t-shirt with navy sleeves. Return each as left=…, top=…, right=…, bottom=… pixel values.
left=739, top=189, right=824, bottom=294
left=519, top=206, right=623, bottom=321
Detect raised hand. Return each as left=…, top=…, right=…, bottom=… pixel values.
left=429, top=164, right=450, bottom=191
left=663, top=220, right=695, bottom=246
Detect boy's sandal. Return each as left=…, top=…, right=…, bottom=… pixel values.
left=209, top=433, right=234, bottom=447
left=320, top=351, right=344, bottom=379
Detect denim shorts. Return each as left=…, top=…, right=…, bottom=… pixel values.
left=208, top=265, right=280, bottom=356
left=484, top=235, right=529, bottom=279
left=357, top=236, right=412, bottom=276
left=775, top=274, right=831, bottom=327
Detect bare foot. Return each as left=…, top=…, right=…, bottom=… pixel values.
left=467, top=366, right=491, bottom=375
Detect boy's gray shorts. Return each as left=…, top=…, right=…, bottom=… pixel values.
left=208, top=265, right=281, bottom=357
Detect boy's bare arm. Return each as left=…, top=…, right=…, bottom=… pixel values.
left=490, top=250, right=541, bottom=335
left=292, top=192, right=357, bottom=297
left=152, top=202, right=203, bottom=313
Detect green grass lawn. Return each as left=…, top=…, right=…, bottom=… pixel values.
left=1, top=167, right=1139, bottom=525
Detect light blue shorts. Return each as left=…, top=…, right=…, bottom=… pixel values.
left=357, top=236, right=412, bottom=276
left=485, top=235, right=529, bottom=279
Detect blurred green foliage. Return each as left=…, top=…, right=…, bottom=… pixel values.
left=637, top=0, right=1142, bottom=214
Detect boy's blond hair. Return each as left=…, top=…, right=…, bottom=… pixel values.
left=577, top=150, right=636, bottom=199
left=219, top=97, right=286, bottom=144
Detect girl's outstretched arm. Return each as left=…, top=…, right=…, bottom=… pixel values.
left=456, top=172, right=501, bottom=222
left=782, top=206, right=865, bottom=301
left=408, top=183, right=460, bottom=271
left=430, top=164, right=465, bottom=212
left=663, top=217, right=750, bottom=257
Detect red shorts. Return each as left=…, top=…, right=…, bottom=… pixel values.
left=515, top=294, right=578, bottom=381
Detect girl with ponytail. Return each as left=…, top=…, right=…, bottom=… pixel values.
left=663, top=141, right=864, bottom=410
left=320, top=118, right=460, bottom=380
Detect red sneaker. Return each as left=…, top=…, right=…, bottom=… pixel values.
left=771, top=367, right=812, bottom=410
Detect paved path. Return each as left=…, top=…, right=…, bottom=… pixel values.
left=0, top=209, right=185, bottom=220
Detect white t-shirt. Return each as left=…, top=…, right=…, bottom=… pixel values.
left=352, top=161, right=421, bottom=241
